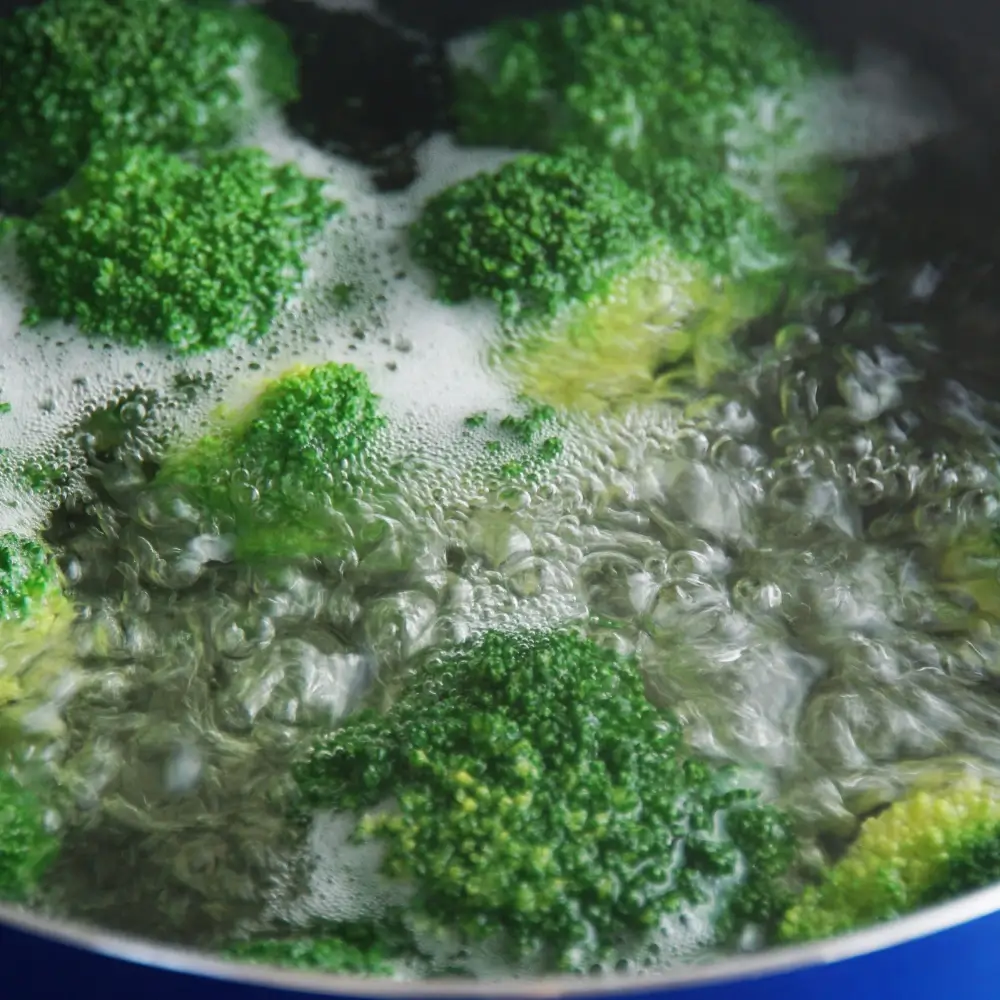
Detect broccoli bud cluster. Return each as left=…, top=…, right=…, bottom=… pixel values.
left=780, top=778, right=1000, bottom=942
left=0, top=0, right=296, bottom=211
left=18, top=146, right=338, bottom=352
left=156, top=362, right=385, bottom=559
left=0, top=771, right=59, bottom=902
left=295, top=629, right=796, bottom=970
left=408, top=0, right=824, bottom=323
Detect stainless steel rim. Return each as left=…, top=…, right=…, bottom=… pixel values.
left=4, top=880, right=1000, bottom=997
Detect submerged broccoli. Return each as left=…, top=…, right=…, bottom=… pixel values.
left=0, top=532, right=61, bottom=627
left=156, top=362, right=386, bottom=560
left=937, top=524, right=1000, bottom=621
left=504, top=259, right=785, bottom=413
left=410, top=152, right=787, bottom=327
left=0, top=533, right=75, bottom=712
left=17, top=145, right=338, bottom=351
left=410, top=153, right=657, bottom=320
left=454, top=0, right=819, bottom=161
left=0, top=0, right=296, bottom=210
left=780, top=778, right=1000, bottom=942
left=223, top=933, right=394, bottom=976
left=295, top=629, right=796, bottom=970
left=0, top=771, right=59, bottom=901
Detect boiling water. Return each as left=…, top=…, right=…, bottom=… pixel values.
left=0, top=26, right=995, bottom=980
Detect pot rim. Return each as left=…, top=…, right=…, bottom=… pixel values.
left=3, top=880, right=1000, bottom=997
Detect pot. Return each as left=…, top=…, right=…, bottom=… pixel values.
left=2, top=0, right=1000, bottom=997
left=4, top=884, right=1000, bottom=998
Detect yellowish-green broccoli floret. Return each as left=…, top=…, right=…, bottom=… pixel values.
left=17, top=145, right=339, bottom=351
left=0, top=0, right=297, bottom=210
left=504, top=261, right=782, bottom=413
left=0, top=770, right=59, bottom=901
left=295, top=629, right=798, bottom=971
left=0, top=532, right=76, bottom=712
left=155, top=362, right=386, bottom=560
left=780, top=778, right=1000, bottom=943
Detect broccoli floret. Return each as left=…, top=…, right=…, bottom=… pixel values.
left=454, top=0, right=819, bottom=161
left=408, top=152, right=792, bottom=409
left=410, top=153, right=657, bottom=321
left=498, top=404, right=558, bottom=445
left=17, top=145, right=338, bottom=351
left=505, top=262, right=783, bottom=413
left=0, top=532, right=62, bottom=626
left=720, top=805, right=798, bottom=941
left=448, top=0, right=825, bottom=280
left=156, top=362, right=385, bottom=560
left=779, top=778, right=1000, bottom=943
left=0, top=770, right=59, bottom=901
left=498, top=404, right=564, bottom=472
left=618, top=157, right=787, bottom=274
left=0, top=0, right=296, bottom=210
left=294, top=628, right=796, bottom=970
left=0, top=533, right=75, bottom=712
left=224, top=934, right=393, bottom=976
left=409, top=152, right=786, bottom=323
left=936, top=525, right=1000, bottom=621
left=460, top=403, right=566, bottom=486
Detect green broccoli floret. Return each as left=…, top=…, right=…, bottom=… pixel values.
left=504, top=261, right=782, bottom=413
left=223, top=934, right=393, bottom=976
left=448, top=0, right=826, bottom=281
left=454, top=0, right=819, bottom=161
left=494, top=403, right=564, bottom=474
left=0, top=0, right=296, bottom=210
left=294, top=628, right=796, bottom=971
left=410, top=153, right=657, bottom=321
left=156, top=362, right=385, bottom=560
left=0, top=532, right=62, bottom=626
left=0, top=532, right=75, bottom=711
left=498, top=404, right=558, bottom=445
left=618, top=157, right=787, bottom=274
left=0, top=770, right=59, bottom=901
left=408, top=151, right=793, bottom=416
left=455, top=403, right=567, bottom=489
left=17, top=145, right=338, bottom=351
left=720, top=805, right=798, bottom=940
left=779, top=778, right=1000, bottom=943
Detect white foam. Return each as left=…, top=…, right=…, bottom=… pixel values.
left=278, top=809, right=413, bottom=926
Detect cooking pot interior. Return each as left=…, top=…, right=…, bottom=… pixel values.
left=2, top=0, right=1000, bottom=992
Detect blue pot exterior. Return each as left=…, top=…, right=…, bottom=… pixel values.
left=2, top=903, right=999, bottom=1000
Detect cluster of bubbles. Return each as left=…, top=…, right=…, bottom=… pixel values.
left=24, top=291, right=1000, bottom=970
